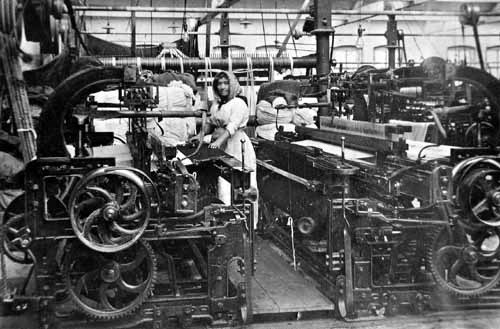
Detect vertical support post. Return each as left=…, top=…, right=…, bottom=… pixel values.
left=311, top=0, right=333, bottom=128
left=385, top=15, right=398, bottom=69
left=131, top=11, right=136, bottom=57
left=205, top=20, right=212, bottom=57
left=311, top=0, right=332, bottom=77
left=219, top=13, right=230, bottom=58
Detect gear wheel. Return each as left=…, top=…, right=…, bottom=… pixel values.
left=2, top=194, right=33, bottom=264
left=68, top=167, right=151, bottom=253
left=457, top=167, right=500, bottom=229
left=63, top=239, right=157, bottom=320
left=428, top=226, right=500, bottom=297
left=3, top=213, right=33, bottom=264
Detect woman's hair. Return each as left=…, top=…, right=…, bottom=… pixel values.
left=213, top=71, right=229, bottom=94
left=212, top=71, right=241, bottom=102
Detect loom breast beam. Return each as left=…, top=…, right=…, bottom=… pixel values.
left=96, top=56, right=316, bottom=72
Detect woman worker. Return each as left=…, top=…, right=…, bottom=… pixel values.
left=203, top=71, right=258, bottom=225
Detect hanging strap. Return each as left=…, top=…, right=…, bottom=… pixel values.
left=136, top=57, right=142, bottom=71
left=179, top=57, right=184, bottom=73
left=204, top=57, right=209, bottom=97
left=161, top=56, right=166, bottom=71
left=268, top=55, right=275, bottom=82
left=204, top=57, right=214, bottom=103
left=246, top=56, right=256, bottom=116
left=228, top=56, right=233, bottom=72
left=288, top=54, right=294, bottom=75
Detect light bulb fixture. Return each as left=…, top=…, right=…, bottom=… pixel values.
left=102, top=18, right=114, bottom=34
left=240, top=17, right=251, bottom=29
left=169, top=22, right=180, bottom=34
left=355, top=24, right=365, bottom=49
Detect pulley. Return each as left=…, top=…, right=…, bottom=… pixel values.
left=459, top=4, right=480, bottom=26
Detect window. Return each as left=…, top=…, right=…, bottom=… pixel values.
left=447, top=45, right=478, bottom=67
left=373, top=45, right=388, bottom=69
left=486, top=45, right=500, bottom=78
left=332, top=45, right=362, bottom=72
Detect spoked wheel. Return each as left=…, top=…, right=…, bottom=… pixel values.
left=63, top=240, right=156, bottom=319
left=459, top=168, right=500, bottom=228
left=428, top=226, right=500, bottom=297
left=2, top=194, right=32, bottom=264
left=3, top=213, right=33, bottom=264
left=68, top=167, right=151, bottom=253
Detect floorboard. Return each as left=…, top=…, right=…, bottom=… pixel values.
left=251, top=238, right=334, bottom=315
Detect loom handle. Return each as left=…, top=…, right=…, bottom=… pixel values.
left=341, top=136, right=345, bottom=162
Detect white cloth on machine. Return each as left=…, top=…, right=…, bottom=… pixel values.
left=147, top=82, right=197, bottom=146
left=256, top=97, right=317, bottom=127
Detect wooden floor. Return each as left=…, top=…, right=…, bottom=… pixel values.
left=251, top=238, right=334, bottom=315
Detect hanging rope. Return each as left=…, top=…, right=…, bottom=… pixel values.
left=246, top=56, right=256, bottom=116
left=259, top=0, right=269, bottom=58
left=288, top=53, right=294, bottom=75
left=64, top=0, right=91, bottom=55
left=204, top=57, right=214, bottom=103
left=461, top=24, right=468, bottom=65
left=274, top=0, right=278, bottom=45
left=150, top=0, right=153, bottom=56
left=285, top=13, right=298, bottom=57
left=179, top=56, right=184, bottom=73
left=268, top=55, right=275, bottom=82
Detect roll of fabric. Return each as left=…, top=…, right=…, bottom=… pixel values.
left=256, top=100, right=293, bottom=125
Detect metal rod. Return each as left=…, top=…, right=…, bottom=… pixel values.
left=73, top=6, right=500, bottom=17
left=276, top=0, right=310, bottom=57
left=81, top=31, right=500, bottom=38
left=472, top=23, right=485, bottom=71
left=82, top=110, right=208, bottom=119
left=97, top=56, right=316, bottom=71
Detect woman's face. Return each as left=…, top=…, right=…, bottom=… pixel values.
left=217, top=77, right=230, bottom=98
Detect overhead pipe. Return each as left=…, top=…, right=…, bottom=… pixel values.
left=97, top=56, right=316, bottom=72
left=72, top=6, right=500, bottom=17
left=81, top=31, right=500, bottom=38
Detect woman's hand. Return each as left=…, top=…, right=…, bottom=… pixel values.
left=208, top=128, right=230, bottom=149
left=208, top=139, right=224, bottom=149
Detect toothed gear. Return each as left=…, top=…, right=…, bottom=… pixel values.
left=63, top=239, right=157, bottom=320
left=427, top=226, right=500, bottom=297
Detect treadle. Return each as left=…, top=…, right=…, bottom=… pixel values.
left=251, top=237, right=334, bottom=317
